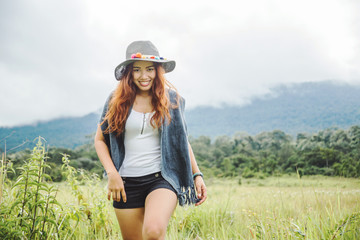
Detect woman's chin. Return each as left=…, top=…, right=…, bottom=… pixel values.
left=137, top=85, right=152, bottom=92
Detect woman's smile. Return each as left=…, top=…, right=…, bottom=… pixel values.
left=138, top=80, right=151, bottom=87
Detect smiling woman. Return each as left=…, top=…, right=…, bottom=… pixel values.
left=94, top=40, right=207, bottom=240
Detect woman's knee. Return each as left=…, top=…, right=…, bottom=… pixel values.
left=142, top=222, right=166, bottom=240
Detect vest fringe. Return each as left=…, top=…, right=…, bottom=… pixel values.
left=178, top=185, right=198, bottom=206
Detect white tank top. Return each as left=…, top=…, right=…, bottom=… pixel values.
left=119, top=109, right=161, bottom=177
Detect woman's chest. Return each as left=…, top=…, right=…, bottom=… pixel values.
left=125, top=110, right=157, bottom=136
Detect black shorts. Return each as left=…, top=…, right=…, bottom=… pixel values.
left=113, top=172, right=177, bottom=209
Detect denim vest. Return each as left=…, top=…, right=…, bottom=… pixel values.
left=99, top=89, right=198, bottom=206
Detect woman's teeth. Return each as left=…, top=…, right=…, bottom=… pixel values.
left=139, top=80, right=150, bottom=87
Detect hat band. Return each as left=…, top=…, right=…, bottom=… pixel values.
left=131, top=52, right=167, bottom=60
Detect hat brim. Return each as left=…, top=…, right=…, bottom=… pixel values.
left=114, top=58, right=176, bottom=80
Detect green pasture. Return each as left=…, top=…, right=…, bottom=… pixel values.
left=54, top=175, right=360, bottom=239
left=1, top=140, right=359, bottom=239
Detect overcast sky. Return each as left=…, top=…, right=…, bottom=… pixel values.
left=1, top=0, right=359, bottom=127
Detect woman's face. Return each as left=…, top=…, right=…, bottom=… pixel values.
left=132, top=61, right=156, bottom=93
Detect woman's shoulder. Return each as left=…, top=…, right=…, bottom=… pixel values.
left=166, top=88, right=186, bottom=114
left=167, top=88, right=184, bottom=101
left=107, top=90, right=115, bottom=99
left=104, top=90, right=115, bottom=105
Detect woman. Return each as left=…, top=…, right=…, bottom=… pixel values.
left=94, top=40, right=207, bottom=240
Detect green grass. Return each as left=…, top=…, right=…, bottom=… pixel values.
left=1, top=142, right=359, bottom=239
left=166, top=176, right=360, bottom=239
left=53, top=176, right=360, bottom=239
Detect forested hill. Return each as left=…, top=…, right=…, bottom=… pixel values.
left=187, top=81, right=360, bottom=137
left=1, top=81, right=360, bottom=151
left=0, top=113, right=99, bottom=151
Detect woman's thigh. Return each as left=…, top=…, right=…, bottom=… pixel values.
left=142, top=189, right=178, bottom=239
left=114, top=207, right=145, bottom=240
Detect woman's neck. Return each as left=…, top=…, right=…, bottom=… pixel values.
left=133, top=92, right=153, bottom=113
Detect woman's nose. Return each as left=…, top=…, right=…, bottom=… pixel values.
left=140, top=70, right=148, bottom=79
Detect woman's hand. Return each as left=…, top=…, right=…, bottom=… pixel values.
left=107, top=171, right=127, bottom=203
left=194, top=176, right=207, bottom=206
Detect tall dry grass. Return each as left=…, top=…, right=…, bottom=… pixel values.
left=167, top=177, right=360, bottom=239
left=55, top=176, right=360, bottom=239
left=1, top=139, right=359, bottom=239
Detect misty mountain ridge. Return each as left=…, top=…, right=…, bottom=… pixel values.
left=186, top=80, right=360, bottom=137
left=1, top=81, right=360, bottom=151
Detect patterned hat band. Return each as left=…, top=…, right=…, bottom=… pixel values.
left=131, top=52, right=167, bottom=60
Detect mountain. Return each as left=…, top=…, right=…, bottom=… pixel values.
left=186, top=81, right=360, bottom=137
left=1, top=81, right=360, bottom=151
left=0, top=113, right=99, bottom=152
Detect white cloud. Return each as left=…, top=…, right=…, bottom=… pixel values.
left=0, top=0, right=359, bottom=126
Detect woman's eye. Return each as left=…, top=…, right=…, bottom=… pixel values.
left=147, top=68, right=154, bottom=72
left=133, top=69, right=140, bottom=73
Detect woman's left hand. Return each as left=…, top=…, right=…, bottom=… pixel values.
left=194, top=176, right=207, bottom=206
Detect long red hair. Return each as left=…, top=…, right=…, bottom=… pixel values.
left=101, top=62, right=179, bottom=136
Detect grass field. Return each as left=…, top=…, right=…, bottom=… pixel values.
left=3, top=141, right=359, bottom=239
left=54, top=175, right=360, bottom=239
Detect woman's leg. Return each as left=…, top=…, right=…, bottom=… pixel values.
left=114, top=208, right=145, bottom=240
left=142, top=189, right=178, bottom=240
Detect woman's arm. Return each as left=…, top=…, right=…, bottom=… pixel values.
left=94, top=125, right=126, bottom=203
left=188, top=142, right=207, bottom=206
